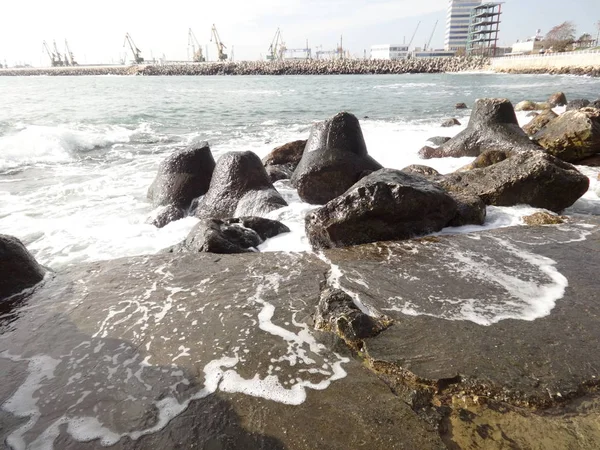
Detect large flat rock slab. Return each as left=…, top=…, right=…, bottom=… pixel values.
left=0, top=252, right=442, bottom=449
left=325, top=217, right=600, bottom=406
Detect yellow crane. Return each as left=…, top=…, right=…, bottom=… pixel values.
left=210, top=24, right=228, bottom=61
left=188, top=28, right=205, bottom=62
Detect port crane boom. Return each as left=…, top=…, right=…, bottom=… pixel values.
left=425, top=20, right=438, bottom=51
left=210, top=24, right=228, bottom=61
left=267, top=28, right=284, bottom=61
left=42, top=41, right=59, bottom=66
left=52, top=40, right=65, bottom=66
left=188, top=28, right=205, bottom=62
left=407, top=21, right=421, bottom=51
left=64, top=39, right=77, bottom=66
left=123, top=33, right=144, bottom=64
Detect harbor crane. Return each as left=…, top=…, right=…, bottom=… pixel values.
left=52, top=40, right=65, bottom=66
left=407, top=21, right=421, bottom=51
left=42, top=40, right=60, bottom=66
left=210, top=24, right=228, bottom=61
left=123, top=33, right=144, bottom=64
left=188, top=28, right=205, bottom=62
left=64, top=39, right=77, bottom=66
left=424, top=20, right=438, bottom=51
left=267, top=28, right=285, bottom=61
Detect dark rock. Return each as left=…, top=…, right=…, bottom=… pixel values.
left=515, top=100, right=538, bottom=111
left=262, top=140, right=307, bottom=182
left=440, top=150, right=589, bottom=213
left=455, top=103, right=468, bottom=110
left=0, top=235, right=45, bottom=300
left=592, top=99, right=600, bottom=109
left=290, top=112, right=383, bottom=205
left=422, top=98, right=541, bottom=159
left=195, top=151, right=287, bottom=219
left=426, top=136, right=451, bottom=146
left=523, top=109, right=558, bottom=136
left=533, top=107, right=600, bottom=162
left=575, top=154, right=600, bottom=167
left=566, top=99, right=591, bottom=111
left=458, top=150, right=511, bottom=171
left=305, top=169, right=458, bottom=250
left=170, top=217, right=290, bottom=254
left=148, top=205, right=185, bottom=228
left=523, top=212, right=566, bottom=226
left=441, top=118, right=461, bottom=127
left=401, top=165, right=441, bottom=179
left=315, top=288, right=390, bottom=346
left=147, top=139, right=216, bottom=208
left=548, top=92, right=567, bottom=107
left=446, top=192, right=487, bottom=227
left=418, top=146, right=439, bottom=159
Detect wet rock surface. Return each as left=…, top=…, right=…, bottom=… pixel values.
left=0, top=234, right=45, bottom=300
left=422, top=98, right=542, bottom=159
left=523, top=211, right=566, bottom=225
left=291, top=112, right=383, bottom=205
left=566, top=99, right=591, bottom=111
left=262, top=140, right=307, bottom=183
left=147, top=204, right=185, bottom=228
left=440, top=150, right=590, bottom=212
left=441, top=118, right=461, bottom=128
left=548, top=92, right=567, bottom=107
left=147, top=139, right=216, bottom=209
left=426, top=136, right=451, bottom=146
left=196, top=151, right=287, bottom=219
left=305, top=169, right=458, bottom=249
left=533, top=107, right=600, bottom=163
left=169, top=217, right=290, bottom=254
left=523, top=108, right=558, bottom=136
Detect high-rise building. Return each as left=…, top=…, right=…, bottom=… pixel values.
left=445, top=0, right=482, bottom=51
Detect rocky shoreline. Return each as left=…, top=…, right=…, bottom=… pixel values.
left=0, top=57, right=488, bottom=76
left=2, top=94, right=600, bottom=449
left=495, top=66, right=600, bottom=77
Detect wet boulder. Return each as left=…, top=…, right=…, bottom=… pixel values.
left=440, top=150, right=590, bottom=213
left=458, top=149, right=510, bottom=171
left=169, top=217, right=290, bottom=254
left=291, top=112, right=383, bottom=205
left=421, top=98, right=541, bottom=159
left=147, top=205, right=185, bottom=229
left=441, top=118, right=461, bottom=127
left=526, top=111, right=540, bottom=118
left=455, top=102, right=468, bottom=110
left=566, top=99, right=590, bottom=111
left=262, top=139, right=307, bottom=183
left=575, top=154, right=600, bottom=167
left=195, top=151, right=288, bottom=219
left=515, top=100, right=538, bottom=111
left=426, top=136, right=451, bottom=146
left=548, top=92, right=567, bottom=107
left=0, top=235, right=45, bottom=300
left=305, top=169, right=458, bottom=250
left=400, top=165, right=441, bottom=180
left=533, top=107, right=600, bottom=162
left=523, top=109, right=558, bottom=136
left=446, top=192, right=487, bottom=227
left=147, top=139, right=216, bottom=209
left=523, top=212, right=566, bottom=226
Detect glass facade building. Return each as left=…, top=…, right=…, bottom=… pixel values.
left=445, top=0, right=482, bottom=51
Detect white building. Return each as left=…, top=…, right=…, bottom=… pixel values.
left=445, top=0, right=482, bottom=51
left=370, top=44, right=410, bottom=60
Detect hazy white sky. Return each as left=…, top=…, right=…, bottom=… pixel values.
left=1, top=0, right=599, bottom=66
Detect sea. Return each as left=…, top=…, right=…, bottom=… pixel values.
left=1, top=73, right=599, bottom=269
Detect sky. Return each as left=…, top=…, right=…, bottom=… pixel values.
left=1, top=0, right=599, bottom=66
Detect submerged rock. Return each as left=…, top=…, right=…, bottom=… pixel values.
left=170, top=217, right=290, bottom=254
left=291, top=112, right=383, bottom=205
left=195, top=151, right=287, bottom=219
left=148, top=204, right=185, bottom=228
left=441, top=150, right=589, bottom=212
left=0, top=235, right=45, bottom=300
left=426, top=136, right=451, bottom=146
left=523, top=212, right=566, bottom=226
left=455, top=102, right=468, bottom=110
left=515, top=100, right=538, bottom=111
left=305, top=169, right=458, bottom=250
left=262, top=139, right=307, bottom=182
left=533, top=107, right=600, bottom=162
left=441, top=118, right=461, bottom=127
left=566, top=99, right=591, bottom=111
left=421, top=98, right=541, bottom=159
left=446, top=192, right=487, bottom=227
left=147, top=139, right=216, bottom=209
left=523, top=109, right=558, bottom=136
left=548, top=92, right=567, bottom=107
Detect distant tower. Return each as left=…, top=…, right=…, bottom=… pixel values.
left=445, top=0, right=482, bottom=51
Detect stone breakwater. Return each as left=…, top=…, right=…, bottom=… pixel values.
left=495, top=66, right=600, bottom=77
left=0, top=57, right=489, bottom=76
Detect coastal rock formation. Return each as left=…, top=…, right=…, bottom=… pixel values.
left=548, top=92, right=567, bottom=107
left=441, top=118, right=461, bottom=127
left=440, top=150, right=589, bottom=212
left=420, top=98, right=541, bottom=159
left=305, top=169, right=458, bottom=250
left=401, top=164, right=441, bottom=179
left=523, top=109, right=558, bottom=136
left=148, top=204, right=185, bottom=229
left=576, top=154, right=600, bottom=166
left=455, top=102, right=468, bottom=109
left=262, top=139, right=307, bottom=182
left=291, top=112, right=383, bottom=205
left=515, top=100, right=538, bottom=111
left=566, top=99, right=591, bottom=111
left=147, top=139, right=216, bottom=209
left=457, top=149, right=510, bottom=171
left=426, top=136, right=451, bottom=146
left=533, top=107, right=600, bottom=163
left=195, top=151, right=287, bottom=219
left=523, top=212, right=566, bottom=225
left=168, top=217, right=290, bottom=254
left=446, top=192, right=487, bottom=227
left=0, top=235, right=45, bottom=300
